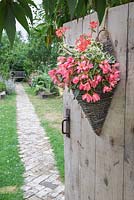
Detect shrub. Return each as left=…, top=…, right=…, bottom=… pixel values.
left=31, top=71, right=59, bottom=95
left=0, top=82, right=6, bottom=92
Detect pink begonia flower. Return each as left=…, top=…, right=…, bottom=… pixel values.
left=90, top=79, right=98, bottom=88
left=79, top=74, right=88, bottom=80
left=67, top=56, right=75, bottom=63
left=99, top=60, right=111, bottom=74
left=57, top=56, right=66, bottom=64
left=73, top=77, right=79, bottom=84
left=79, top=82, right=85, bottom=90
left=96, top=75, right=102, bottom=82
left=79, top=82, right=91, bottom=91
left=89, top=21, right=98, bottom=29
left=92, top=93, right=100, bottom=102
left=56, top=26, right=69, bottom=38
left=77, top=61, right=93, bottom=72
left=82, top=93, right=93, bottom=103
left=103, top=86, right=112, bottom=93
left=48, top=69, right=56, bottom=78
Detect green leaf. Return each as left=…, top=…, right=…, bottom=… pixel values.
left=0, top=1, right=6, bottom=41
left=18, top=0, right=33, bottom=24
left=94, top=0, right=106, bottom=24
left=26, top=0, right=37, bottom=8
left=67, top=0, right=77, bottom=19
left=4, top=6, right=16, bottom=47
left=73, top=89, right=80, bottom=99
left=12, top=2, right=30, bottom=34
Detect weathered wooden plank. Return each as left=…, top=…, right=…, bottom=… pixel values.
left=124, top=2, right=134, bottom=200
left=64, top=18, right=83, bottom=46
left=83, top=12, right=98, bottom=38
left=63, top=89, right=73, bottom=200
left=78, top=13, right=98, bottom=200
left=79, top=113, right=96, bottom=200
left=95, top=4, right=128, bottom=200
left=70, top=97, right=81, bottom=200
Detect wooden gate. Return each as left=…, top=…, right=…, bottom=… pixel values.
left=63, top=2, right=134, bottom=200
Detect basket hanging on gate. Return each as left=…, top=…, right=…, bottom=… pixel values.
left=49, top=20, right=120, bottom=136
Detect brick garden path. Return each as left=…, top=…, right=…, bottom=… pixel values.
left=16, top=84, right=64, bottom=200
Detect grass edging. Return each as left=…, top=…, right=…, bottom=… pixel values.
left=0, top=95, right=24, bottom=200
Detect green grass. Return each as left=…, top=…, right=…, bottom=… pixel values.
left=0, top=95, right=24, bottom=200
left=24, top=85, right=64, bottom=181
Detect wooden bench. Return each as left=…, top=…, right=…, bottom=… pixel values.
left=10, top=71, right=26, bottom=81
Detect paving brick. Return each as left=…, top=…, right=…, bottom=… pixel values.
left=16, top=84, right=64, bottom=200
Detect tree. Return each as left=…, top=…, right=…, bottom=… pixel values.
left=0, top=0, right=36, bottom=46
left=0, top=0, right=132, bottom=46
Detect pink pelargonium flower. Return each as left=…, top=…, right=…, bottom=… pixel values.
left=103, top=86, right=112, bottom=93
left=82, top=93, right=93, bottom=103
left=55, top=26, right=69, bottom=38
left=89, top=21, right=98, bottom=29
left=92, top=93, right=100, bottom=102
left=72, top=77, right=79, bottom=84
left=75, top=34, right=91, bottom=52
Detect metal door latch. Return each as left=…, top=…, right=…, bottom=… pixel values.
left=62, top=109, right=70, bottom=138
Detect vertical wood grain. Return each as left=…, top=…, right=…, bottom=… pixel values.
left=124, top=2, right=134, bottom=200
left=63, top=89, right=73, bottom=200
left=95, top=4, right=128, bottom=200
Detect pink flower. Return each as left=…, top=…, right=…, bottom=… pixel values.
left=89, top=21, right=98, bottom=29
left=92, top=93, right=100, bottom=102
left=79, top=82, right=84, bottom=90
left=90, top=79, right=98, bottom=88
left=79, top=82, right=91, bottom=91
left=103, top=86, right=112, bottom=93
left=82, top=93, right=93, bottom=103
left=96, top=75, right=102, bottom=82
left=77, top=61, right=93, bottom=73
left=99, top=60, right=111, bottom=74
left=75, top=34, right=91, bottom=52
left=79, top=74, right=88, bottom=80
left=56, top=26, right=69, bottom=38
left=57, top=56, right=66, bottom=64
left=67, top=56, right=75, bottom=63
left=48, top=69, right=56, bottom=78
left=73, top=77, right=79, bottom=84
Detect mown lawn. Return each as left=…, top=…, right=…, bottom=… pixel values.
left=24, top=84, right=64, bottom=181
left=0, top=95, right=24, bottom=200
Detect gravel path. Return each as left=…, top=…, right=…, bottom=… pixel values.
left=16, top=84, right=64, bottom=200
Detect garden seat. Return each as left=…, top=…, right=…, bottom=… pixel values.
left=10, top=71, right=26, bottom=81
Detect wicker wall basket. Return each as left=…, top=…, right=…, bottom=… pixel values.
left=76, top=90, right=114, bottom=136
left=76, top=29, right=117, bottom=136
